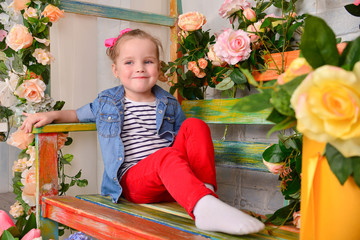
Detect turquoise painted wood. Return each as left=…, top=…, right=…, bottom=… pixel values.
left=181, top=98, right=272, bottom=125
left=60, top=0, right=176, bottom=27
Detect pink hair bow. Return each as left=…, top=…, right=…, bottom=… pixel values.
left=104, top=28, right=132, bottom=48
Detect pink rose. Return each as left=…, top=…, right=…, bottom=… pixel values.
left=178, top=12, right=207, bottom=31
left=354, top=0, right=360, bottom=6
left=22, top=228, right=41, bottom=240
left=293, top=211, right=300, bottom=228
left=12, top=0, right=31, bottom=11
left=5, top=24, right=33, bottom=51
left=0, top=210, right=16, bottom=236
left=263, top=159, right=284, bottom=174
left=0, top=30, right=7, bottom=42
left=198, top=58, right=208, bottom=69
left=14, top=79, right=46, bottom=103
left=7, top=128, right=34, bottom=150
left=42, top=4, right=65, bottom=22
left=219, top=0, right=251, bottom=18
left=213, top=28, right=252, bottom=65
left=243, top=8, right=256, bottom=22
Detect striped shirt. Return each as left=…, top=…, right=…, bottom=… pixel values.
left=118, top=98, right=171, bottom=179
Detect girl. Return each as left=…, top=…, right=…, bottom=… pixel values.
left=21, top=29, right=264, bottom=235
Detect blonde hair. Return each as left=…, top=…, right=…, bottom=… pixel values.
left=106, top=29, right=163, bottom=63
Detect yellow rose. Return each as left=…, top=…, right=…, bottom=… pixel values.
left=12, top=0, right=31, bottom=11
left=41, top=4, right=64, bottom=22
left=291, top=63, right=360, bottom=157
left=5, top=24, right=33, bottom=52
left=277, top=58, right=312, bottom=85
left=178, top=12, right=206, bottom=31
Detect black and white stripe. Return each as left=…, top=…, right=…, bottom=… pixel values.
left=118, top=98, right=170, bottom=179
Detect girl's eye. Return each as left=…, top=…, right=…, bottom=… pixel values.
left=124, top=61, right=133, bottom=65
left=145, top=60, right=154, bottom=64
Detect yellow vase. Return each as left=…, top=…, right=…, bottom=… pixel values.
left=301, top=136, right=360, bottom=240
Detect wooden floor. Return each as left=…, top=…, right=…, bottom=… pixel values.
left=0, top=192, right=16, bottom=213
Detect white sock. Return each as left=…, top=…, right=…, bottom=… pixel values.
left=193, top=195, right=265, bottom=235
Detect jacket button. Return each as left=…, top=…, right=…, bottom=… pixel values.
left=159, top=110, right=163, bottom=114
left=119, top=157, right=122, bottom=161
left=108, top=116, right=111, bottom=120
left=113, top=177, right=117, bottom=181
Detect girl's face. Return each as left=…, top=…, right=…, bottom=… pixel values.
left=112, top=38, right=160, bottom=102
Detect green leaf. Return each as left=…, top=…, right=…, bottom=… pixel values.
left=265, top=201, right=298, bottom=225
left=232, top=89, right=272, bottom=112
left=65, top=137, right=73, bottom=146
left=271, top=88, right=295, bottom=117
left=53, top=101, right=65, bottom=111
left=229, top=68, right=247, bottom=85
left=267, top=117, right=297, bottom=137
left=263, top=144, right=286, bottom=163
left=12, top=53, right=24, bottom=73
left=325, top=144, right=353, bottom=185
left=266, top=108, right=287, bottom=124
left=76, top=179, right=88, bottom=187
left=339, top=36, right=360, bottom=70
left=300, top=15, right=339, bottom=69
left=63, top=154, right=74, bottom=163
left=215, top=77, right=234, bottom=90
left=352, top=159, right=360, bottom=188
left=1, top=230, right=16, bottom=240
left=286, top=21, right=303, bottom=40
left=74, top=170, right=82, bottom=178
left=20, top=213, right=36, bottom=238
left=345, top=3, right=360, bottom=17
left=279, top=74, right=307, bottom=95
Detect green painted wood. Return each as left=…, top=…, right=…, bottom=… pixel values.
left=181, top=99, right=272, bottom=125
left=214, top=140, right=269, bottom=171
left=32, top=123, right=96, bottom=134
left=76, top=194, right=299, bottom=240
left=60, top=0, right=176, bottom=27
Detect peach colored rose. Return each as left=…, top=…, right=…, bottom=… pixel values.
left=291, top=63, right=360, bottom=157
left=26, top=70, right=43, bottom=80
left=277, top=58, right=312, bottom=85
left=41, top=4, right=64, bottom=22
left=9, top=201, right=24, bottom=218
left=26, top=145, right=36, bottom=166
left=195, top=70, right=206, bottom=78
left=21, top=166, right=36, bottom=206
left=293, top=211, right=300, bottom=228
left=198, top=58, right=208, bottom=69
left=178, top=12, right=206, bottom=31
left=243, top=8, right=256, bottom=22
left=5, top=24, right=33, bottom=51
left=207, top=45, right=226, bottom=67
left=188, top=61, right=197, bottom=71
left=263, top=159, right=284, bottom=174
left=12, top=157, right=28, bottom=173
left=15, top=79, right=46, bottom=103
left=32, top=48, right=54, bottom=65
left=7, top=128, right=34, bottom=150
left=219, top=0, right=251, bottom=18
left=191, top=66, right=201, bottom=76
left=12, top=0, right=31, bottom=11
left=24, top=7, right=38, bottom=20
left=57, top=132, right=68, bottom=149
left=213, top=28, right=251, bottom=65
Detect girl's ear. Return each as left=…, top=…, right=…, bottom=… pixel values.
left=111, top=63, right=118, bottom=79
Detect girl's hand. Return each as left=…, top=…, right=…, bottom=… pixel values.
left=21, top=112, right=56, bottom=133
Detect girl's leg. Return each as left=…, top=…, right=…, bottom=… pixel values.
left=120, top=147, right=217, bottom=218
left=171, top=118, right=217, bottom=191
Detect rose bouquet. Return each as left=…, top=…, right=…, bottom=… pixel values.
left=234, top=14, right=360, bottom=226
left=161, top=0, right=305, bottom=99
left=0, top=0, right=88, bottom=236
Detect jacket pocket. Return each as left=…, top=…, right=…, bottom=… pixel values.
left=98, top=113, right=120, bottom=138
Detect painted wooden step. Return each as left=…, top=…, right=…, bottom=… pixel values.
left=41, top=194, right=299, bottom=240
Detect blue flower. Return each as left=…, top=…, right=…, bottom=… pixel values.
left=65, top=232, right=93, bottom=240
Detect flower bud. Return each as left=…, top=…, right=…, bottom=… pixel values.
left=243, top=8, right=256, bottom=22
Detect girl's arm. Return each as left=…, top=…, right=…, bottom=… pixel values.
left=21, top=110, right=79, bottom=133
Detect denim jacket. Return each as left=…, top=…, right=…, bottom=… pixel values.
left=76, top=85, right=186, bottom=203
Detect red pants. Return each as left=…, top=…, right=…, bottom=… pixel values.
left=120, top=118, right=218, bottom=218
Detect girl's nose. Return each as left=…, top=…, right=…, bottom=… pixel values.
left=135, top=63, right=145, bottom=72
